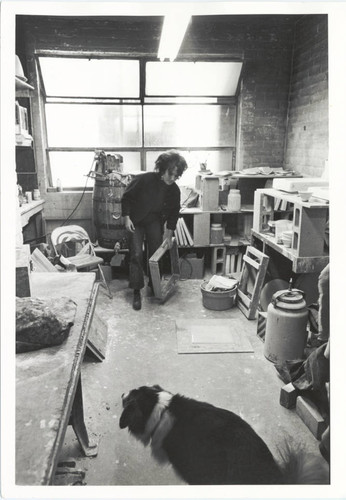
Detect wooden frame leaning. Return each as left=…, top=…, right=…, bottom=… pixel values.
left=149, top=237, right=180, bottom=302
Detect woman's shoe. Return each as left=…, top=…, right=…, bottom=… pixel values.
left=133, top=290, right=141, bottom=310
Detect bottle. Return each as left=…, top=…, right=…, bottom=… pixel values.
left=17, top=184, right=24, bottom=206
left=56, top=178, right=62, bottom=192
left=227, top=189, right=241, bottom=212
left=33, top=188, right=41, bottom=200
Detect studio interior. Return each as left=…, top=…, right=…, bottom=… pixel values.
left=11, top=8, right=332, bottom=489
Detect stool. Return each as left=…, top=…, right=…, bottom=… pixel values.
left=211, top=246, right=226, bottom=275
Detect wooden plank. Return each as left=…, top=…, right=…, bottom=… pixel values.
left=193, top=212, right=210, bottom=246
left=201, top=176, right=219, bottom=211
left=237, top=289, right=251, bottom=307
left=181, top=217, right=194, bottom=246
left=280, top=383, right=297, bottom=409
left=16, top=245, right=32, bottom=297
left=149, top=238, right=179, bottom=302
left=31, top=247, right=58, bottom=272
left=296, top=396, right=327, bottom=439
left=243, top=254, right=260, bottom=270
left=149, top=261, right=162, bottom=300
left=86, top=300, right=108, bottom=362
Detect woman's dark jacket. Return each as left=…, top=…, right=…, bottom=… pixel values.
left=121, top=172, right=181, bottom=231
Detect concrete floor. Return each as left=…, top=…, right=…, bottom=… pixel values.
left=58, top=276, right=328, bottom=486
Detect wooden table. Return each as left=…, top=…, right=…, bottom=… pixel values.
left=16, top=272, right=98, bottom=485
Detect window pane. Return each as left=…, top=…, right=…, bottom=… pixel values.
left=39, top=57, right=140, bottom=98
left=146, top=62, right=242, bottom=96
left=49, top=151, right=141, bottom=189
left=46, top=104, right=142, bottom=147
left=144, top=105, right=236, bottom=147
left=146, top=150, right=234, bottom=188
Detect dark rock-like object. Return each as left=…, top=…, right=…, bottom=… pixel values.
left=16, top=296, right=77, bottom=353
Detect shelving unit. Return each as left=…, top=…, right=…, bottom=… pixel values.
left=16, top=76, right=45, bottom=245
left=179, top=208, right=252, bottom=247
left=252, top=188, right=329, bottom=274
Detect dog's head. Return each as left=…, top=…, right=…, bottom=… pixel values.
left=119, top=384, right=164, bottom=436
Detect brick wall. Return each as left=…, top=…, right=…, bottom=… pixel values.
left=17, top=15, right=327, bottom=177
left=18, top=15, right=298, bottom=175
left=284, top=15, right=328, bottom=177
left=181, top=16, right=296, bottom=171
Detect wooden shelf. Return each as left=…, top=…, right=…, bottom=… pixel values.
left=251, top=230, right=328, bottom=274
left=180, top=207, right=253, bottom=214
left=19, top=200, right=44, bottom=228
left=231, top=173, right=301, bottom=179
left=255, top=188, right=329, bottom=208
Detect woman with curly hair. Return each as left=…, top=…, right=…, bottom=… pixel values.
left=121, top=150, right=188, bottom=310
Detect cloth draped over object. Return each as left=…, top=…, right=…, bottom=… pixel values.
left=275, top=343, right=329, bottom=422
left=16, top=296, right=77, bottom=353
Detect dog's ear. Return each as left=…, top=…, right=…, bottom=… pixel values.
left=119, top=403, right=143, bottom=431
left=152, top=384, right=163, bottom=391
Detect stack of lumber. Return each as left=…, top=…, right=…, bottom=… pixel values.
left=174, top=217, right=194, bottom=247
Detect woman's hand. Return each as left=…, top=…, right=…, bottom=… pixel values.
left=124, top=216, right=135, bottom=233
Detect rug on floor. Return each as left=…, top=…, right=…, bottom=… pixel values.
left=175, top=318, right=254, bottom=354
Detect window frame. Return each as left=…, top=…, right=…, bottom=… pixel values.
left=37, top=54, right=242, bottom=190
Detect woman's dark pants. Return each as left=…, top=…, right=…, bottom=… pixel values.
left=128, top=218, right=163, bottom=290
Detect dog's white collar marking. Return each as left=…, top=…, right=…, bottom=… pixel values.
left=141, top=391, right=175, bottom=463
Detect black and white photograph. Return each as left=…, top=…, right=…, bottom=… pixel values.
left=1, top=0, right=346, bottom=498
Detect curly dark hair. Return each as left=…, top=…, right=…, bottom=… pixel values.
left=154, top=150, right=188, bottom=177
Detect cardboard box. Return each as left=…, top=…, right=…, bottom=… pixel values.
left=179, top=253, right=204, bottom=279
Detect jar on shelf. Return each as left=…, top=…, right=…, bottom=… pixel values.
left=210, top=223, right=224, bottom=244
left=227, top=189, right=241, bottom=212
left=33, top=188, right=41, bottom=200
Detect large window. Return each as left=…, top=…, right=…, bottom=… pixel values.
left=39, top=57, right=242, bottom=189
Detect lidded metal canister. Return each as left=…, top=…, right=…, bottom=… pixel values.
left=264, top=282, right=308, bottom=363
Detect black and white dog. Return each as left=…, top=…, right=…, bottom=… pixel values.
left=119, top=384, right=328, bottom=485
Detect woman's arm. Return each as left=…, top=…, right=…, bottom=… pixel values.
left=165, top=185, right=181, bottom=232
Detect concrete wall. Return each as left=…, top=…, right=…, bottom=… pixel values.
left=284, top=15, right=328, bottom=177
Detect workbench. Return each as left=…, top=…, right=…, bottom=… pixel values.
left=16, top=272, right=99, bottom=485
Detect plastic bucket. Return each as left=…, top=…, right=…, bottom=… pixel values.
left=200, top=282, right=237, bottom=311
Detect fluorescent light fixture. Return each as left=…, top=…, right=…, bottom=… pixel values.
left=158, top=14, right=191, bottom=62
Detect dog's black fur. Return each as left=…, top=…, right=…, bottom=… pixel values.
left=119, top=385, right=329, bottom=485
